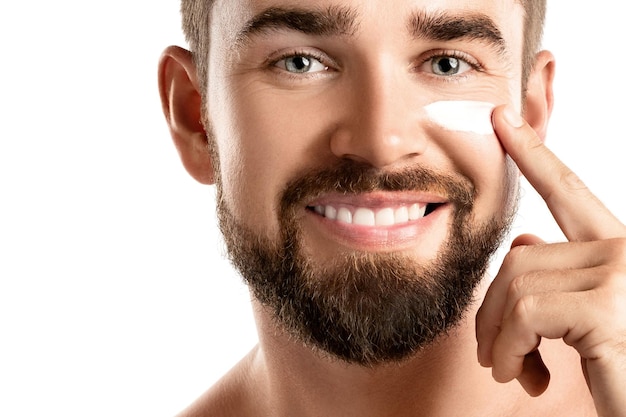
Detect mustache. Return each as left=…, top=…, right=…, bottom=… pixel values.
left=280, top=160, right=475, bottom=214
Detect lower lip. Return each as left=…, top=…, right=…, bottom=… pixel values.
left=304, top=204, right=451, bottom=252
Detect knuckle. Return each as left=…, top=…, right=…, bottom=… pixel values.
left=510, top=294, right=535, bottom=324
left=507, top=274, right=530, bottom=301
left=543, top=169, right=588, bottom=209
left=526, top=134, right=547, bottom=153
left=560, top=170, right=588, bottom=195
left=501, top=245, right=528, bottom=271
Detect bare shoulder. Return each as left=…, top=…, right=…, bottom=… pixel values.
left=175, top=347, right=262, bottom=417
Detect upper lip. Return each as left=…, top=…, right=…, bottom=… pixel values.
left=306, top=191, right=449, bottom=208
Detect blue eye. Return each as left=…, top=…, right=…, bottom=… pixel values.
left=275, top=55, right=328, bottom=74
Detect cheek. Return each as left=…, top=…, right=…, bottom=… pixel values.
left=422, top=98, right=520, bottom=218
left=469, top=142, right=518, bottom=219
left=429, top=124, right=517, bottom=218
left=500, top=155, right=520, bottom=215
left=212, top=84, right=336, bottom=235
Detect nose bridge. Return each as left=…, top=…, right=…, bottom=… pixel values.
left=330, top=60, right=426, bottom=168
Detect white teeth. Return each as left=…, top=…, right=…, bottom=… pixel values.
left=337, top=207, right=352, bottom=224
left=313, top=203, right=431, bottom=226
left=375, top=208, right=396, bottom=226
left=408, top=203, right=426, bottom=220
left=325, top=205, right=337, bottom=220
left=354, top=208, right=376, bottom=226
left=394, top=206, right=409, bottom=223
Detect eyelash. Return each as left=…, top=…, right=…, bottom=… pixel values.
left=267, top=49, right=335, bottom=79
left=265, top=49, right=484, bottom=81
left=418, top=50, right=484, bottom=77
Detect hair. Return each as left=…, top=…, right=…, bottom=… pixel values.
left=180, top=0, right=546, bottom=99
left=519, top=0, right=547, bottom=89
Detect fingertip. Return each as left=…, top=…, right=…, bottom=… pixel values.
left=491, top=365, right=515, bottom=384
left=476, top=332, right=495, bottom=368
left=492, top=104, right=525, bottom=132
left=502, top=105, right=525, bottom=128
left=510, top=234, right=545, bottom=248
left=480, top=356, right=494, bottom=369
left=516, top=351, right=551, bottom=397
left=475, top=313, right=496, bottom=368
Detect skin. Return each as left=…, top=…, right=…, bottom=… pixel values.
left=158, top=0, right=626, bottom=415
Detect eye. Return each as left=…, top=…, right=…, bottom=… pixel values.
left=274, top=54, right=328, bottom=74
left=430, top=56, right=471, bottom=76
left=420, top=53, right=478, bottom=77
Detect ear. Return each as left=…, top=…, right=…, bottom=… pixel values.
left=158, top=45, right=215, bottom=184
left=522, top=50, right=555, bottom=142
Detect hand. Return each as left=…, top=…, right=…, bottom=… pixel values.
left=476, top=105, right=626, bottom=416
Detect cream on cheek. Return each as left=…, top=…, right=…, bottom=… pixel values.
left=423, top=99, right=516, bottom=219
left=423, top=100, right=496, bottom=136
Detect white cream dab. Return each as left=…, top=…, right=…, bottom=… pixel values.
left=424, top=100, right=496, bottom=135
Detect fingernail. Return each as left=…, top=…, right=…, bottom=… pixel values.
left=503, top=105, right=524, bottom=128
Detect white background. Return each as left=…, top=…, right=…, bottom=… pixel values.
left=0, top=2, right=624, bottom=416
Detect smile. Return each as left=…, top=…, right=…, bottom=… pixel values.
left=303, top=193, right=451, bottom=251
left=307, top=203, right=443, bottom=227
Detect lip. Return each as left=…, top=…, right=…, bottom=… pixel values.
left=306, top=191, right=449, bottom=207
left=303, top=191, right=452, bottom=252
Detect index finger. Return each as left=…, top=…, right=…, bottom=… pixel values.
left=492, top=104, right=625, bottom=242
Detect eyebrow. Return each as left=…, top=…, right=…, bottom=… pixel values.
left=407, top=10, right=508, bottom=55
left=235, top=6, right=509, bottom=58
left=235, top=6, right=359, bottom=45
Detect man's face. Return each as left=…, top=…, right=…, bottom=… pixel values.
left=205, top=0, right=525, bottom=364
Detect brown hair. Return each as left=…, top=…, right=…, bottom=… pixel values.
left=519, top=0, right=546, bottom=89
left=180, top=0, right=546, bottom=98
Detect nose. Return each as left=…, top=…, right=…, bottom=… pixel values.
left=329, top=64, right=427, bottom=169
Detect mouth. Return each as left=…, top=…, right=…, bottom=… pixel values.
left=305, top=202, right=445, bottom=227
left=301, top=192, right=452, bottom=252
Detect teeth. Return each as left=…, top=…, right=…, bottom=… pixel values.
left=337, top=207, right=352, bottom=224
left=376, top=208, right=396, bottom=226
left=394, top=206, right=409, bottom=223
left=325, top=205, right=337, bottom=220
left=409, top=203, right=426, bottom=220
left=313, top=203, right=431, bottom=226
left=353, top=208, right=376, bottom=226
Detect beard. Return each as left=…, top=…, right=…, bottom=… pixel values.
left=217, top=160, right=516, bottom=366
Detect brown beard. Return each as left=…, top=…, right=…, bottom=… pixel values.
left=217, top=160, right=516, bottom=366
